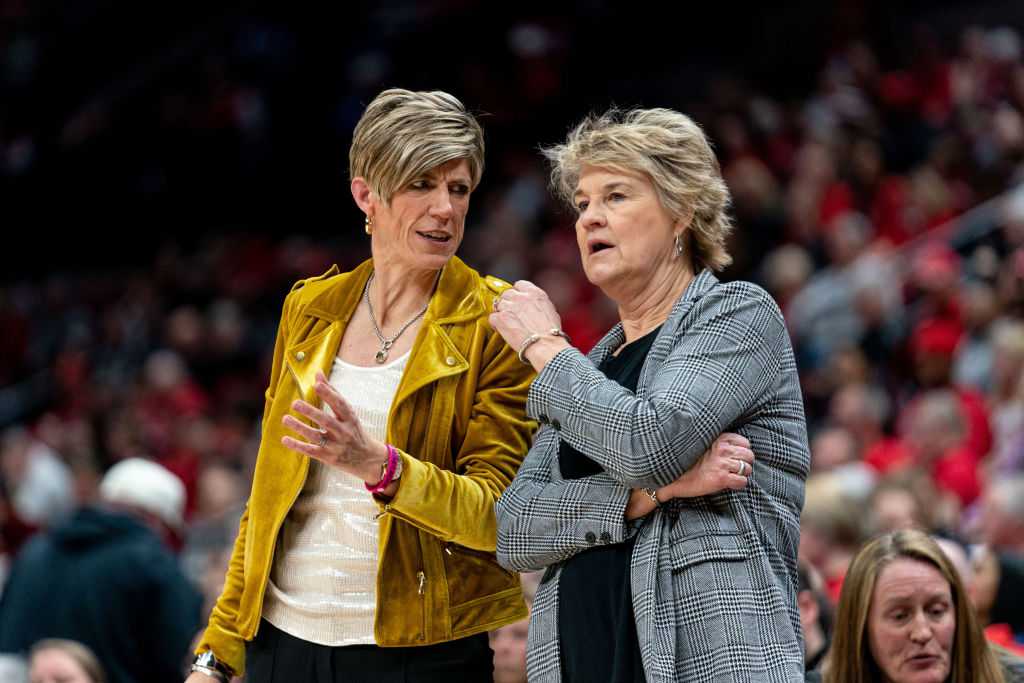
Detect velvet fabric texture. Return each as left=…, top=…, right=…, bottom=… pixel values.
left=196, top=256, right=536, bottom=675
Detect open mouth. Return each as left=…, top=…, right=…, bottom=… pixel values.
left=417, top=230, right=452, bottom=243
left=589, top=240, right=614, bottom=254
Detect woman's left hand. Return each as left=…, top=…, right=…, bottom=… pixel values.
left=281, top=371, right=390, bottom=488
left=489, top=280, right=569, bottom=370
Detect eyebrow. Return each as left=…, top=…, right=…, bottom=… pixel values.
left=573, top=181, right=633, bottom=199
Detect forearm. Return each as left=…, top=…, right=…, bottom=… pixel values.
left=377, top=451, right=511, bottom=551
left=195, top=507, right=249, bottom=674
left=496, top=464, right=631, bottom=572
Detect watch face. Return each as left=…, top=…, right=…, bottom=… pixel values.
left=196, top=651, right=217, bottom=667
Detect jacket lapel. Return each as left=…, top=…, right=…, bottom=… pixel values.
left=281, top=256, right=480, bottom=416
left=390, top=256, right=479, bottom=411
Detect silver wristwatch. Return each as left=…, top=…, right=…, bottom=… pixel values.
left=191, top=651, right=232, bottom=682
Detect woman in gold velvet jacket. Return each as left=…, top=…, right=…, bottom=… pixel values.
left=186, top=89, right=536, bottom=683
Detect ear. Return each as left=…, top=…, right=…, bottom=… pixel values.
left=674, top=205, right=695, bottom=236
left=351, top=177, right=376, bottom=217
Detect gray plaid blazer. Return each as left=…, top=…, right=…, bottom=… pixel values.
left=496, top=270, right=810, bottom=682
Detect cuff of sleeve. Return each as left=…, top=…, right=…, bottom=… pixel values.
left=569, top=478, right=632, bottom=545
left=194, top=632, right=244, bottom=680
left=372, top=452, right=436, bottom=526
left=526, top=346, right=588, bottom=426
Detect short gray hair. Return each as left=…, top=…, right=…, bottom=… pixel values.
left=349, top=88, right=485, bottom=204
left=543, top=107, right=734, bottom=272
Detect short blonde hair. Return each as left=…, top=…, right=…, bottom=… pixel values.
left=349, top=88, right=485, bottom=204
left=824, top=529, right=1006, bottom=683
left=543, top=107, right=734, bottom=272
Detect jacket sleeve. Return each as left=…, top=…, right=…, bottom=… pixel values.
left=494, top=428, right=632, bottom=573
left=378, top=319, right=537, bottom=552
left=527, top=284, right=789, bottom=490
left=193, top=287, right=296, bottom=674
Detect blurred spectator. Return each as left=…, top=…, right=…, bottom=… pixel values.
left=28, top=639, right=105, bottom=683
left=489, top=571, right=542, bottom=683
left=868, top=472, right=938, bottom=535
left=0, top=459, right=202, bottom=683
left=904, top=389, right=983, bottom=511
left=800, top=474, right=867, bottom=603
left=970, top=545, right=1024, bottom=644
left=0, top=428, right=73, bottom=543
left=975, top=475, right=1024, bottom=554
left=798, top=562, right=832, bottom=674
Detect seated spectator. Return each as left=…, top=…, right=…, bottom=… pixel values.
left=801, top=473, right=868, bottom=603
left=798, top=562, right=833, bottom=673
left=868, top=472, right=937, bottom=535
left=0, top=458, right=202, bottom=683
left=811, top=528, right=1024, bottom=682
left=28, top=639, right=106, bottom=683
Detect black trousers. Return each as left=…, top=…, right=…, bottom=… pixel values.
left=246, top=620, right=494, bottom=683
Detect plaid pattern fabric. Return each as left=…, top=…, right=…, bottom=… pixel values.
left=496, top=270, right=809, bottom=682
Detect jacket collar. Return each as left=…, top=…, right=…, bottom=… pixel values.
left=302, top=255, right=484, bottom=325
left=288, top=256, right=482, bottom=424
left=587, top=268, right=719, bottom=368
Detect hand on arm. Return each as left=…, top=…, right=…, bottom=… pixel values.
left=624, top=433, right=754, bottom=520
left=489, top=280, right=572, bottom=373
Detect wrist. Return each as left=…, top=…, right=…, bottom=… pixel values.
left=522, top=333, right=571, bottom=370
left=360, top=442, right=390, bottom=485
left=191, top=652, right=232, bottom=682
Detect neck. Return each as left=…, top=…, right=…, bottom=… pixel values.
left=616, top=267, right=694, bottom=344
left=369, top=255, right=441, bottom=328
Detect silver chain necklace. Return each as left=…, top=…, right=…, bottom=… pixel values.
left=363, top=271, right=436, bottom=363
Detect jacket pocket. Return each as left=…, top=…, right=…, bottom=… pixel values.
left=668, top=532, right=749, bottom=572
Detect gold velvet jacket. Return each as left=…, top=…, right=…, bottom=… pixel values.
left=196, top=256, right=535, bottom=675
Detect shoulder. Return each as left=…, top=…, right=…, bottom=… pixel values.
left=288, top=264, right=339, bottom=292
left=442, top=256, right=513, bottom=312
left=688, top=278, right=786, bottom=331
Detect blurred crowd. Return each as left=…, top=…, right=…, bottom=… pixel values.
left=3, top=2, right=1024, bottom=681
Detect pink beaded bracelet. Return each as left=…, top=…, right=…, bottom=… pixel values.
left=365, top=444, right=399, bottom=493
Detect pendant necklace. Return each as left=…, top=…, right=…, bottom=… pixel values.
left=364, top=271, right=436, bottom=363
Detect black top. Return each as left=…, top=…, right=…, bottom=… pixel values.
left=557, top=325, right=661, bottom=682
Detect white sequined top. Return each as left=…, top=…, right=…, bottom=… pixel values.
left=261, top=350, right=409, bottom=645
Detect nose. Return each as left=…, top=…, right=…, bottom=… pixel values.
left=577, top=201, right=606, bottom=231
left=429, top=186, right=453, bottom=221
left=909, top=613, right=934, bottom=644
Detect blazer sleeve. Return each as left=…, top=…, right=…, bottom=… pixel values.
left=194, top=287, right=296, bottom=672
left=527, top=283, right=790, bottom=490
left=494, top=427, right=633, bottom=573
left=378, top=321, right=537, bottom=552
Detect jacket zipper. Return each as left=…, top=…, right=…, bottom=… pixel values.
left=417, top=570, right=427, bottom=641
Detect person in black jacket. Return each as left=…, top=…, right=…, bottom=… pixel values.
left=0, top=458, right=202, bottom=683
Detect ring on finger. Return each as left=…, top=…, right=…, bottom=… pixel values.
left=317, top=430, right=328, bottom=448
left=492, top=296, right=501, bottom=312
left=736, top=460, right=746, bottom=476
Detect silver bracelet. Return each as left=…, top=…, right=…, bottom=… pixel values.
left=517, top=328, right=573, bottom=364
left=516, top=332, right=543, bottom=364
left=190, top=664, right=229, bottom=683
left=642, top=487, right=660, bottom=506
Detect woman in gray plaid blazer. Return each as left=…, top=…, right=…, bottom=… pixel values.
left=490, top=108, right=810, bottom=682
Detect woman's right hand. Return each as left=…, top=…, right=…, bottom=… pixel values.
left=659, top=433, right=754, bottom=502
